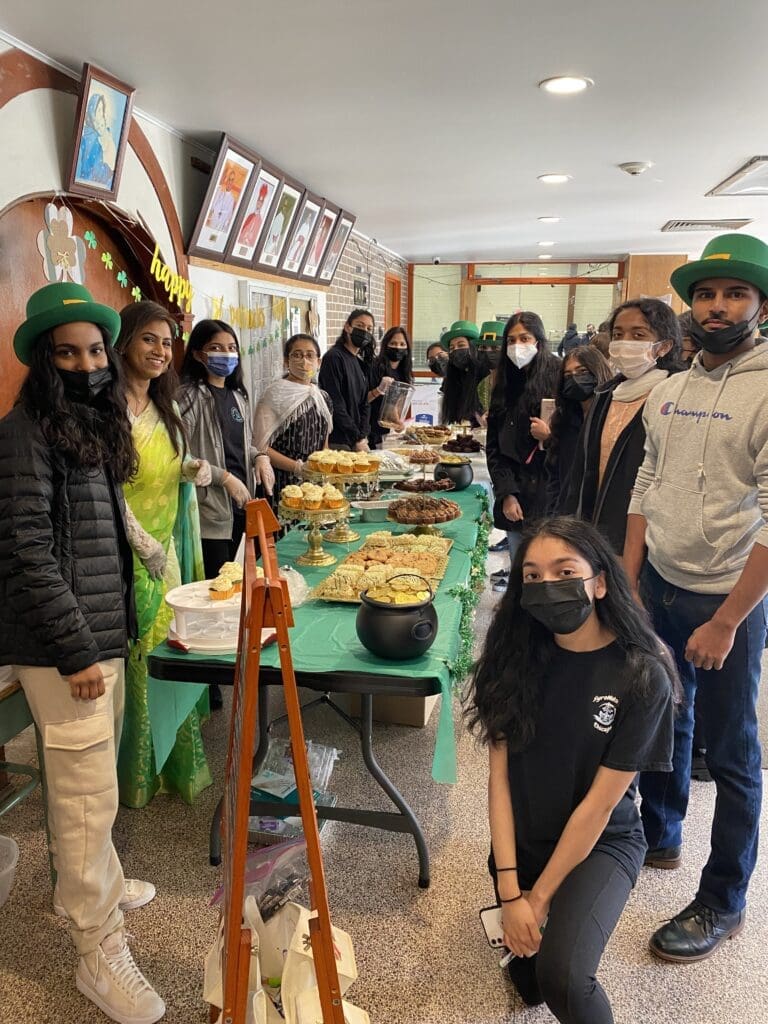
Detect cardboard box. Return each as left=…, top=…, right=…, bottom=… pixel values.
left=335, top=692, right=440, bottom=728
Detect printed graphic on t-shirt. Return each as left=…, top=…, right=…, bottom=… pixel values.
left=592, top=694, right=619, bottom=733
left=230, top=406, right=244, bottom=424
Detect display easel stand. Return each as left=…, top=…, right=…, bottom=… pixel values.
left=217, top=499, right=345, bottom=1024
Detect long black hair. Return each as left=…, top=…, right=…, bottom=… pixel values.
left=18, top=327, right=138, bottom=483
left=547, top=345, right=614, bottom=466
left=336, top=307, right=376, bottom=370
left=465, top=516, right=680, bottom=750
left=441, top=339, right=482, bottom=423
left=608, top=299, right=685, bottom=373
left=490, top=312, right=561, bottom=417
left=179, top=318, right=248, bottom=396
left=374, top=326, right=413, bottom=383
left=116, top=301, right=187, bottom=460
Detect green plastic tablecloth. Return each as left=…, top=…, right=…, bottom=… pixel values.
left=148, top=485, right=487, bottom=784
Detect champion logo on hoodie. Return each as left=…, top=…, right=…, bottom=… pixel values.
left=659, top=400, right=733, bottom=423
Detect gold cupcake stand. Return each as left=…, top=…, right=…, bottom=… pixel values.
left=303, top=468, right=380, bottom=544
left=277, top=500, right=352, bottom=567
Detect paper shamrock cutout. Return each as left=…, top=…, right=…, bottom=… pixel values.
left=36, top=204, right=87, bottom=284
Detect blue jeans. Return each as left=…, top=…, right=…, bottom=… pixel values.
left=639, top=562, right=764, bottom=914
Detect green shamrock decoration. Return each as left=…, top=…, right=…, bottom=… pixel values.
left=84, top=230, right=97, bottom=250
left=116, top=270, right=128, bottom=288
left=101, top=252, right=113, bottom=270
left=131, top=286, right=142, bottom=302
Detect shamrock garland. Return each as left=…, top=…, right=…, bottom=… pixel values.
left=445, top=490, right=492, bottom=688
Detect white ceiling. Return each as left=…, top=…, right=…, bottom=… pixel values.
left=2, top=0, right=766, bottom=262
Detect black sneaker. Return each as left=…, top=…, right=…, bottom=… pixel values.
left=489, top=568, right=509, bottom=582
left=650, top=900, right=744, bottom=963
left=691, top=752, right=713, bottom=783
left=644, top=845, right=682, bottom=869
left=488, top=539, right=509, bottom=553
left=209, top=683, right=224, bottom=710
left=506, top=954, right=543, bottom=1006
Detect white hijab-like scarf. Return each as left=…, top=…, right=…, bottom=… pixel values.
left=252, top=377, right=333, bottom=451
left=612, top=367, right=669, bottom=403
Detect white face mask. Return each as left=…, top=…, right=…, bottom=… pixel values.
left=608, top=340, right=659, bottom=379
left=507, top=342, right=537, bottom=369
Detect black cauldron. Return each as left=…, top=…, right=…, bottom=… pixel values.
left=434, top=460, right=474, bottom=491
left=356, top=577, right=438, bottom=660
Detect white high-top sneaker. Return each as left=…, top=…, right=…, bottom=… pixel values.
left=76, top=930, right=165, bottom=1024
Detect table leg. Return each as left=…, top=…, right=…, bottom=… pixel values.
left=210, top=682, right=271, bottom=867
left=358, top=695, right=431, bottom=889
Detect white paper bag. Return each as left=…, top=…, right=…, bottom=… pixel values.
left=295, top=987, right=371, bottom=1024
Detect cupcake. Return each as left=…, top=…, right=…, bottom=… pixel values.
left=307, top=451, right=325, bottom=471
left=209, top=576, right=234, bottom=601
left=367, top=452, right=383, bottom=471
left=322, top=485, right=344, bottom=509
left=352, top=452, right=371, bottom=473
left=282, top=484, right=303, bottom=509
left=317, top=450, right=338, bottom=475
left=219, top=562, right=243, bottom=594
left=303, top=484, right=323, bottom=510
left=335, top=453, right=354, bottom=474
left=300, top=481, right=315, bottom=495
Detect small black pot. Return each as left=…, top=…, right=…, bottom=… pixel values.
left=356, top=579, right=438, bottom=660
left=435, top=461, right=474, bottom=491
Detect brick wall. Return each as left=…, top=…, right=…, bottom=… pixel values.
left=325, top=232, right=409, bottom=343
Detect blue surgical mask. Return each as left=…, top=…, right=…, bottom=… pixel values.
left=207, top=353, right=239, bottom=377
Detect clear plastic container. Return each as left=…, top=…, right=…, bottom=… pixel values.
left=378, top=381, right=414, bottom=431
left=0, top=835, right=19, bottom=908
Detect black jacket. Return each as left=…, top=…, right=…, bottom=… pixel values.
left=545, top=403, right=585, bottom=514
left=318, top=342, right=371, bottom=448
left=557, top=328, right=583, bottom=358
left=0, top=406, right=135, bottom=675
left=368, top=359, right=411, bottom=447
left=563, top=382, right=649, bottom=554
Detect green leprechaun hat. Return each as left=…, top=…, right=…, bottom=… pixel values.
left=13, top=282, right=121, bottom=366
left=440, top=319, right=480, bottom=348
left=671, top=233, right=768, bottom=305
left=479, top=320, right=504, bottom=345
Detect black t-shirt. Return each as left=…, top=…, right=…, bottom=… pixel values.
left=207, top=385, right=248, bottom=495
left=506, top=641, right=673, bottom=888
left=368, top=360, right=411, bottom=445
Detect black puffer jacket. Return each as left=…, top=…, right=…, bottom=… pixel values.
left=0, top=406, right=135, bottom=675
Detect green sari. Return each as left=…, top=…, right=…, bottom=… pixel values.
left=117, top=403, right=212, bottom=808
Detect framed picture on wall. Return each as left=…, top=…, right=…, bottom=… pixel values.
left=188, top=134, right=258, bottom=259
left=255, top=178, right=304, bottom=270
left=318, top=212, right=356, bottom=283
left=279, top=192, right=322, bottom=278
left=299, top=201, right=339, bottom=281
left=66, top=63, right=136, bottom=202
left=225, top=161, right=282, bottom=268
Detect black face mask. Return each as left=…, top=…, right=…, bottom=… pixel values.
left=449, top=349, right=472, bottom=370
left=485, top=349, right=501, bottom=369
left=350, top=327, right=374, bottom=349
left=690, top=312, right=760, bottom=355
left=561, top=371, right=597, bottom=403
left=519, top=576, right=596, bottom=635
left=428, top=357, right=447, bottom=377
left=57, top=366, right=113, bottom=404
left=386, top=347, right=406, bottom=362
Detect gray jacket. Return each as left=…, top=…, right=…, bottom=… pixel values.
left=178, top=381, right=258, bottom=540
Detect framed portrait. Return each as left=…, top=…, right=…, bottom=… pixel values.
left=188, top=135, right=258, bottom=258
left=279, top=192, right=322, bottom=278
left=66, top=63, right=136, bottom=201
left=318, top=212, right=356, bottom=283
left=225, top=161, right=282, bottom=268
left=299, top=201, right=339, bottom=281
left=255, top=178, right=304, bottom=270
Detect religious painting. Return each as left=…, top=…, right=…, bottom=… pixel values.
left=318, top=213, right=356, bottom=283
left=66, top=63, right=135, bottom=202
left=225, top=163, right=281, bottom=268
left=280, top=193, right=321, bottom=277
left=188, top=135, right=258, bottom=258
left=256, top=179, right=303, bottom=270
left=299, top=202, right=338, bottom=281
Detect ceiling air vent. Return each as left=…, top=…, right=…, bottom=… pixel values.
left=707, top=156, right=768, bottom=197
left=661, top=219, right=752, bottom=233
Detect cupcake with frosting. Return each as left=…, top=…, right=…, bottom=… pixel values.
left=209, top=576, right=234, bottom=601
left=322, top=484, right=345, bottom=509
left=317, top=450, right=338, bottom=475
left=282, top=484, right=303, bottom=509
left=303, top=484, right=323, bottom=510
left=335, top=452, right=354, bottom=475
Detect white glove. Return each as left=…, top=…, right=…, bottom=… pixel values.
left=378, top=376, right=394, bottom=395
left=124, top=505, right=167, bottom=580
left=181, top=457, right=213, bottom=486
left=255, top=454, right=275, bottom=496
left=223, top=473, right=251, bottom=508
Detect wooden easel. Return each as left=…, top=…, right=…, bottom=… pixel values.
left=218, top=499, right=345, bottom=1024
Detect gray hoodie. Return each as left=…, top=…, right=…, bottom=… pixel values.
left=629, top=343, right=768, bottom=593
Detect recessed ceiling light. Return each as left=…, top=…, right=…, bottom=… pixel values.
left=538, top=173, right=572, bottom=184
left=538, top=254, right=553, bottom=260
left=539, top=76, right=594, bottom=95
left=538, top=241, right=555, bottom=247
left=538, top=216, right=561, bottom=223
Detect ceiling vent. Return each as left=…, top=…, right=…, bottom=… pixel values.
left=707, top=156, right=768, bottom=197
left=661, top=219, right=752, bottom=233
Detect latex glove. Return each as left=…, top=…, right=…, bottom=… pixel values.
left=255, top=454, right=275, bottom=496
left=182, top=458, right=213, bottom=486
left=124, top=505, right=167, bottom=580
left=224, top=473, right=251, bottom=508
left=354, top=439, right=370, bottom=452
left=377, top=376, right=394, bottom=396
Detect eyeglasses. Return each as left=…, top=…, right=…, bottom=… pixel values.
left=288, top=351, right=318, bottom=362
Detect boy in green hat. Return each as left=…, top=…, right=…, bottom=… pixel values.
left=624, top=233, right=768, bottom=963
left=0, top=283, right=165, bottom=1022
left=477, top=320, right=504, bottom=411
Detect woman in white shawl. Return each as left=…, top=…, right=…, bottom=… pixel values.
left=252, top=333, right=333, bottom=507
